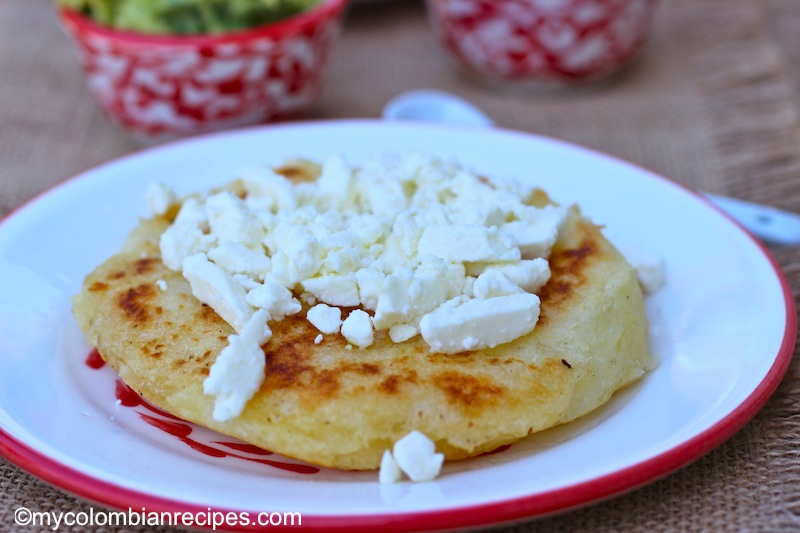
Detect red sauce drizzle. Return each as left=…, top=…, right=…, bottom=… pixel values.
left=139, top=413, right=227, bottom=457
left=90, top=360, right=320, bottom=474
left=85, top=349, right=106, bottom=369
left=138, top=414, right=319, bottom=473
left=214, top=441, right=274, bottom=456
left=182, top=438, right=229, bottom=458
left=480, top=444, right=512, bottom=456
left=114, top=379, right=143, bottom=407
left=238, top=456, right=320, bottom=475
left=138, top=413, right=193, bottom=438
left=114, top=379, right=182, bottom=420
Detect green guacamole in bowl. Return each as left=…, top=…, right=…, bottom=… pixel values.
left=57, top=0, right=320, bottom=34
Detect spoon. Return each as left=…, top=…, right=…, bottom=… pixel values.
left=382, top=89, right=800, bottom=246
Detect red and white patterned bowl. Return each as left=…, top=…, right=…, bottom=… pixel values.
left=426, top=0, right=657, bottom=86
left=58, top=0, right=348, bottom=142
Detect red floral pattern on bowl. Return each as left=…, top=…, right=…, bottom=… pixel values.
left=426, top=0, right=657, bottom=85
left=58, top=0, right=348, bottom=142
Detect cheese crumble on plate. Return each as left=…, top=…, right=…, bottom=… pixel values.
left=149, top=154, right=569, bottom=422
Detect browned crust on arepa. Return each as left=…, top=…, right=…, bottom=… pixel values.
left=73, top=208, right=651, bottom=470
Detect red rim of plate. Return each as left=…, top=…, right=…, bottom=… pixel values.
left=0, top=120, right=796, bottom=532
left=58, top=0, right=348, bottom=46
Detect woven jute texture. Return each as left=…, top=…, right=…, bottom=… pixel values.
left=2, top=0, right=800, bottom=531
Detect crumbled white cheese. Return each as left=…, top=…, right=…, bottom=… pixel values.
left=301, top=274, right=361, bottom=308
left=203, top=310, right=271, bottom=421
left=231, top=273, right=261, bottom=291
left=473, top=269, right=524, bottom=299
left=154, top=154, right=583, bottom=419
left=241, top=167, right=298, bottom=211
left=268, top=226, right=322, bottom=284
left=246, top=280, right=301, bottom=320
left=155, top=279, right=168, bottom=291
left=417, top=225, right=520, bottom=263
left=501, top=205, right=567, bottom=259
left=372, top=268, right=414, bottom=330
left=389, top=323, right=418, bottom=343
left=314, top=334, right=323, bottom=345
left=159, top=198, right=214, bottom=271
left=316, top=154, right=354, bottom=207
left=487, top=258, right=551, bottom=293
left=420, top=293, right=541, bottom=354
left=389, top=431, right=444, bottom=482
left=379, top=449, right=404, bottom=484
left=341, top=309, right=374, bottom=348
left=206, top=191, right=263, bottom=249
left=208, top=240, right=270, bottom=277
left=145, top=181, right=177, bottom=216
left=618, top=245, right=666, bottom=295
left=355, top=267, right=385, bottom=311
left=158, top=155, right=569, bottom=353
left=306, top=303, right=343, bottom=334
left=182, top=253, right=253, bottom=333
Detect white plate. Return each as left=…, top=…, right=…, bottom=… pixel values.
left=0, top=121, right=795, bottom=531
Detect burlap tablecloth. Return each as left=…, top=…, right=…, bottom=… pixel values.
left=2, top=0, right=800, bottom=531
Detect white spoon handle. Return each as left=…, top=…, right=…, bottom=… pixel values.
left=702, top=193, right=800, bottom=246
